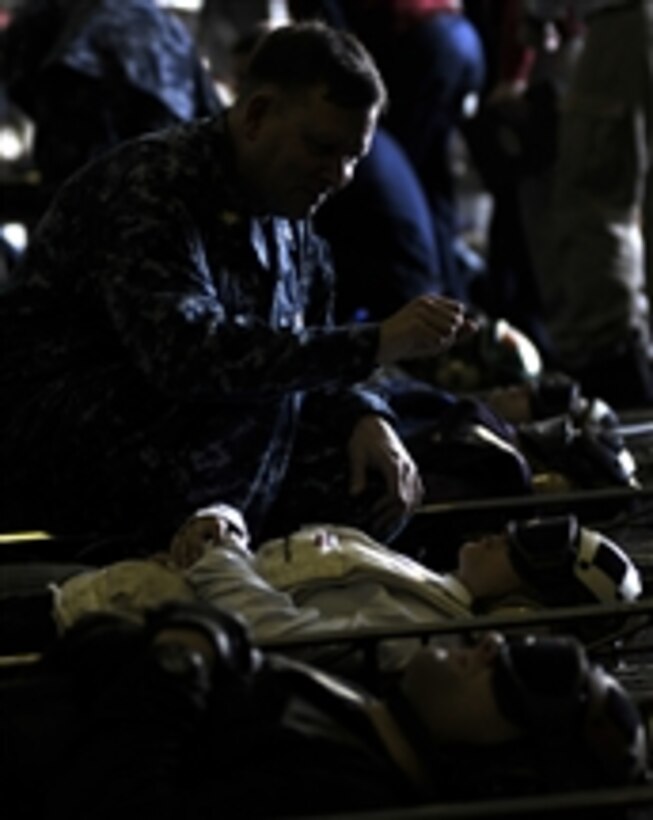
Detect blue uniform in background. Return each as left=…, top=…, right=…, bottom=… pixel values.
left=1, top=0, right=222, bottom=192
left=315, top=127, right=444, bottom=322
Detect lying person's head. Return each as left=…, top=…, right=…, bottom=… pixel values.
left=458, top=377, right=638, bottom=492
left=456, top=513, right=642, bottom=620
left=179, top=506, right=641, bottom=622
left=394, top=632, right=649, bottom=796
left=45, top=603, right=649, bottom=805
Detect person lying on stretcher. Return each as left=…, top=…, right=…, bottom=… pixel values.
left=379, top=368, right=640, bottom=504
left=53, top=508, right=643, bottom=669
left=3, top=601, right=648, bottom=818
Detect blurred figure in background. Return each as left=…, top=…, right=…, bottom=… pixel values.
left=290, top=0, right=487, bottom=304
left=526, top=0, right=653, bottom=408
left=0, top=0, right=222, bottom=202
left=464, top=0, right=584, bottom=359
left=316, top=126, right=445, bottom=322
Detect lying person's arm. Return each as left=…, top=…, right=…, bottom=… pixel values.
left=173, top=504, right=342, bottom=640
left=185, top=544, right=354, bottom=642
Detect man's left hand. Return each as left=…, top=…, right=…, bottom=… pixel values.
left=347, top=415, right=424, bottom=535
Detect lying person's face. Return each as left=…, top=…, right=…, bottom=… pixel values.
left=243, top=83, right=378, bottom=218
left=399, top=633, right=521, bottom=745
left=485, top=384, right=533, bottom=423
left=456, top=533, right=524, bottom=600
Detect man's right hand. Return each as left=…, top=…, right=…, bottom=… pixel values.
left=377, top=294, right=476, bottom=365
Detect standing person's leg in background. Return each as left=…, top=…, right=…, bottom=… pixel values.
left=539, top=2, right=653, bottom=408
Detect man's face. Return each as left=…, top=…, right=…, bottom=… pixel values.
left=400, top=633, right=521, bottom=746
left=456, top=533, right=523, bottom=600
left=241, top=83, right=379, bottom=218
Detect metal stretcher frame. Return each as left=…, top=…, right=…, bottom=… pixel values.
left=257, top=598, right=653, bottom=653
left=408, top=408, right=653, bottom=521
left=6, top=604, right=653, bottom=818
left=263, top=600, right=653, bottom=820
left=293, top=783, right=653, bottom=819
left=1, top=599, right=653, bottom=817
left=415, top=410, right=653, bottom=519
left=2, top=597, right=652, bottom=665
left=2, top=411, right=653, bottom=561
left=0, top=486, right=638, bottom=560
left=1, top=419, right=653, bottom=816
left=2, top=479, right=653, bottom=653
left=415, top=486, right=652, bottom=518
left=258, top=599, right=653, bottom=704
left=393, top=483, right=653, bottom=580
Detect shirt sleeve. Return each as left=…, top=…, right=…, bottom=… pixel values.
left=186, top=547, right=360, bottom=642
left=86, top=167, right=382, bottom=401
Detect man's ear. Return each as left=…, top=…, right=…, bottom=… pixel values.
left=242, top=90, right=275, bottom=140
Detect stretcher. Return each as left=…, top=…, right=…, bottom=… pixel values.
left=390, top=484, right=653, bottom=573
left=3, top=468, right=653, bottom=656
left=3, top=398, right=653, bottom=564
left=2, top=407, right=653, bottom=820
left=264, top=601, right=653, bottom=820
left=1, top=596, right=653, bottom=819
left=1, top=446, right=653, bottom=792
left=299, top=785, right=653, bottom=819
left=266, top=471, right=653, bottom=819
left=387, top=395, right=653, bottom=561
left=0, top=481, right=646, bottom=571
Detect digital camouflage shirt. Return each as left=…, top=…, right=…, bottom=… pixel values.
left=0, top=113, right=391, bottom=546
